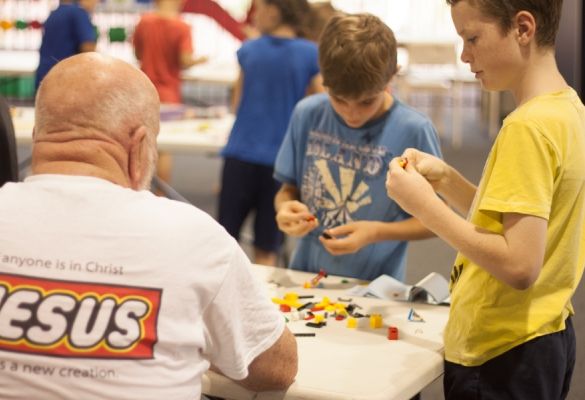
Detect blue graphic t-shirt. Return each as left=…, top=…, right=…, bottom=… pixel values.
left=274, top=93, right=442, bottom=281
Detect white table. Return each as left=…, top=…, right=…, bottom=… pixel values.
left=0, top=50, right=39, bottom=76
left=0, top=50, right=237, bottom=85
left=205, top=265, right=450, bottom=400
left=11, top=106, right=233, bottom=155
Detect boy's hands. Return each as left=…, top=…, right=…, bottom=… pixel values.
left=319, top=221, right=376, bottom=255
left=401, top=148, right=449, bottom=190
left=276, top=200, right=318, bottom=237
left=385, top=149, right=444, bottom=217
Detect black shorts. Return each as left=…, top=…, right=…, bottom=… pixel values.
left=444, top=317, right=576, bottom=400
left=218, top=157, right=283, bottom=252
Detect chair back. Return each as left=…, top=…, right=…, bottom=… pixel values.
left=0, top=96, right=19, bottom=186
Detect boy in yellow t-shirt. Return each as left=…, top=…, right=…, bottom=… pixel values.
left=386, top=0, right=585, bottom=399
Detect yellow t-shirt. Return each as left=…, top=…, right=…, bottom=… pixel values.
left=444, top=88, right=585, bottom=366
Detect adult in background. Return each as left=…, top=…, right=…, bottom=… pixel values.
left=0, top=52, right=297, bottom=400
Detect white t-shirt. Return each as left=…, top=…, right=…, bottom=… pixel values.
left=0, top=175, right=285, bottom=400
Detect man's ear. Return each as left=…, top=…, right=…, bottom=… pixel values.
left=127, top=125, right=148, bottom=190
left=514, top=11, right=536, bottom=46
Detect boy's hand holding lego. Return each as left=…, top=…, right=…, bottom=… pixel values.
left=400, top=148, right=451, bottom=191
left=275, top=200, right=319, bottom=237
left=318, top=221, right=379, bottom=255
left=390, top=148, right=477, bottom=217
left=387, top=152, right=546, bottom=289
left=386, top=156, right=443, bottom=219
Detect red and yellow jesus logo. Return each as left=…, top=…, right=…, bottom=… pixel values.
left=0, top=272, right=161, bottom=359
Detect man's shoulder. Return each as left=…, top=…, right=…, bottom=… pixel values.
left=140, top=194, right=220, bottom=230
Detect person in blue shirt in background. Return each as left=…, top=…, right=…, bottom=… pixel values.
left=274, top=13, right=442, bottom=281
left=218, top=0, right=323, bottom=267
left=35, top=0, right=98, bottom=89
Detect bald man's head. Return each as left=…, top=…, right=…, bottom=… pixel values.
left=33, top=53, right=160, bottom=189
left=36, top=53, right=159, bottom=140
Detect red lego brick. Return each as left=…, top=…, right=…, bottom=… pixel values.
left=387, top=326, right=399, bottom=340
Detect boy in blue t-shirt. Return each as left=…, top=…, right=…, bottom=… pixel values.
left=274, top=13, right=442, bottom=281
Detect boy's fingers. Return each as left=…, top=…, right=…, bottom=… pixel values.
left=402, top=148, right=419, bottom=160
left=415, top=158, right=436, bottom=177
left=289, top=200, right=310, bottom=213
left=321, top=237, right=352, bottom=255
left=389, top=157, right=407, bottom=172
left=327, top=225, right=351, bottom=236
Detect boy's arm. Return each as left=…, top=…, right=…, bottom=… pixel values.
left=179, top=52, right=209, bottom=69
left=319, top=218, right=434, bottom=256
left=178, top=22, right=208, bottom=70
left=274, top=182, right=300, bottom=207
left=230, top=71, right=244, bottom=113
left=275, top=183, right=318, bottom=237
left=387, top=158, right=546, bottom=290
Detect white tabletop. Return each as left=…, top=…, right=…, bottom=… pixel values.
left=0, top=50, right=39, bottom=76
left=11, top=106, right=233, bottom=155
left=205, top=265, right=449, bottom=400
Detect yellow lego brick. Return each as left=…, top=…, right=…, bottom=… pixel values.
left=347, top=317, right=358, bottom=329
left=369, top=314, right=383, bottom=329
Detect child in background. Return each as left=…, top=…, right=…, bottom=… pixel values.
left=386, top=0, right=584, bottom=398
left=218, top=0, right=322, bottom=266
left=273, top=13, right=442, bottom=281
left=35, top=0, right=98, bottom=89
left=133, top=0, right=207, bottom=184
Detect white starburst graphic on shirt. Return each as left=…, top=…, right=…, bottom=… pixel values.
left=314, top=159, right=372, bottom=227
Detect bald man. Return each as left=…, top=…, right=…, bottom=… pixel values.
left=0, top=53, right=297, bottom=400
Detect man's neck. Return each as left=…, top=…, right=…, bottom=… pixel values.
left=31, top=136, right=132, bottom=189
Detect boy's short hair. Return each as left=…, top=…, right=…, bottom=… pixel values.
left=319, top=13, right=397, bottom=97
left=446, top=0, right=563, bottom=47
